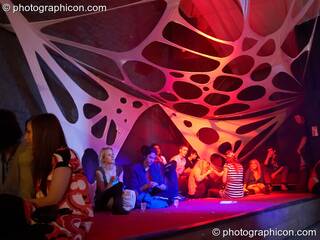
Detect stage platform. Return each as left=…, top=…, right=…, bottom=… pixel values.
left=87, top=193, right=320, bottom=240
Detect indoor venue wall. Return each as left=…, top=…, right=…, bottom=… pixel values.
left=1, top=1, right=320, bottom=183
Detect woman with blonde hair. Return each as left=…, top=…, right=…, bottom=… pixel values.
left=244, top=159, right=266, bottom=194
left=188, top=158, right=213, bottom=198
left=95, top=147, right=128, bottom=214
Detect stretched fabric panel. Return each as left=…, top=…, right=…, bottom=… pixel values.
left=0, top=0, right=319, bottom=163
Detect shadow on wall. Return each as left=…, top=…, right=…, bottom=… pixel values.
left=116, top=104, right=191, bottom=165
left=81, top=148, right=99, bottom=184
left=81, top=104, right=191, bottom=183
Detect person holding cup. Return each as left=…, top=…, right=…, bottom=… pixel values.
left=94, top=147, right=128, bottom=214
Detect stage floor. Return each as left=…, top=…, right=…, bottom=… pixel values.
left=87, top=193, right=318, bottom=240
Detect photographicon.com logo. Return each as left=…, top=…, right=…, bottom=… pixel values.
left=2, top=3, right=10, bottom=12
left=211, top=228, right=317, bottom=238
left=1, top=2, right=108, bottom=14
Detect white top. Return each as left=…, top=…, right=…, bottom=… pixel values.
left=99, top=165, right=123, bottom=186
left=156, top=155, right=167, bottom=165
left=104, top=166, right=117, bottom=183
left=170, top=154, right=186, bottom=176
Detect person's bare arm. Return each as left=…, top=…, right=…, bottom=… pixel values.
left=31, top=167, right=71, bottom=207
left=118, top=171, right=124, bottom=183
left=264, top=150, right=273, bottom=166
left=297, top=136, right=307, bottom=154
left=183, top=167, right=192, bottom=174
left=96, top=171, right=106, bottom=192
left=222, top=166, right=228, bottom=184
left=211, top=168, right=224, bottom=177
left=194, top=167, right=212, bottom=182
left=271, top=166, right=284, bottom=179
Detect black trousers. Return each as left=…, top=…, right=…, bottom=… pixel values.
left=94, top=182, right=124, bottom=213
left=0, top=194, right=51, bottom=240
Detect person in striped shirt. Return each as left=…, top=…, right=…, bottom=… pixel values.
left=209, top=150, right=244, bottom=199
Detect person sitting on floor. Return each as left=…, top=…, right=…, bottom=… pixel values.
left=208, top=150, right=244, bottom=199
left=179, top=149, right=199, bottom=195
left=169, top=145, right=189, bottom=199
left=264, top=147, right=289, bottom=191
left=188, top=158, right=214, bottom=198
left=244, top=159, right=266, bottom=194
left=0, top=110, right=42, bottom=239
left=151, top=143, right=167, bottom=165
left=207, top=153, right=225, bottom=191
left=0, top=109, right=34, bottom=199
left=126, top=146, right=170, bottom=209
left=94, top=147, right=129, bottom=214
left=184, top=150, right=200, bottom=175
left=308, top=159, right=320, bottom=194
left=27, top=113, right=93, bottom=239
left=170, top=145, right=189, bottom=177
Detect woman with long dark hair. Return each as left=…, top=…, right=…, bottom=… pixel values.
left=27, top=113, right=93, bottom=239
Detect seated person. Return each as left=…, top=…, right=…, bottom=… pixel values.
left=169, top=145, right=189, bottom=198
left=188, top=158, right=213, bottom=198
left=170, top=145, right=189, bottom=177
left=179, top=150, right=199, bottom=195
left=152, top=143, right=167, bottom=165
left=184, top=150, right=200, bottom=175
left=0, top=109, right=34, bottom=198
left=95, top=147, right=128, bottom=214
left=264, top=147, right=288, bottom=191
left=126, top=146, right=173, bottom=208
left=244, top=159, right=266, bottom=194
left=27, top=114, right=92, bottom=239
left=209, top=151, right=244, bottom=199
left=308, top=160, right=320, bottom=194
left=207, top=153, right=225, bottom=190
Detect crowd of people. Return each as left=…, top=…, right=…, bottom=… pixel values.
left=1, top=109, right=320, bottom=239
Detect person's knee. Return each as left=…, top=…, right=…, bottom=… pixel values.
left=247, top=185, right=254, bottom=190
left=253, top=187, right=261, bottom=193
left=247, top=185, right=259, bottom=193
